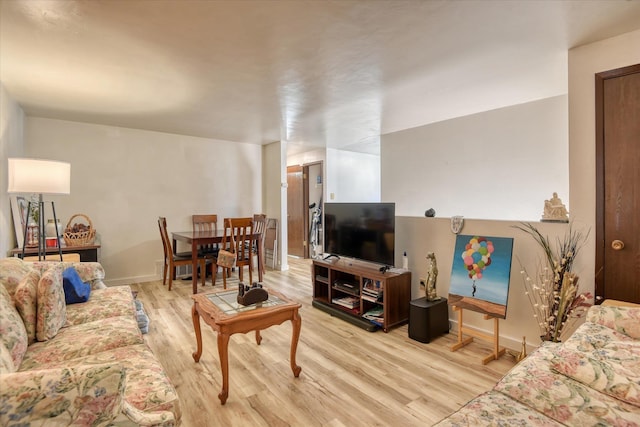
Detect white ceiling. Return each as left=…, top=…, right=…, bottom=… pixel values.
left=2, top=0, right=640, bottom=155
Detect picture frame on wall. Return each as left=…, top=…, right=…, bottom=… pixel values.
left=10, top=195, right=30, bottom=248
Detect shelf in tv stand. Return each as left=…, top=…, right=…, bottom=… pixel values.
left=315, top=274, right=329, bottom=284
left=311, top=258, right=411, bottom=332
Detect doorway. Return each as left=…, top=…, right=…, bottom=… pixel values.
left=287, top=162, right=324, bottom=259
left=595, top=63, right=640, bottom=303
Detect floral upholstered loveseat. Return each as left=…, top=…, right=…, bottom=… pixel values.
left=0, top=257, right=181, bottom=426
left=435, top=302, right=640, bottom=426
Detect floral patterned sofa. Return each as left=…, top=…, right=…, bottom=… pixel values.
left=0, top=258, right=181, bottom=426
left=435, top=302, right=640, bottom=426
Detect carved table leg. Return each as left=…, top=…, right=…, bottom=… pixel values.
left=217, top=331, right=231, bottom=405
left=255, top=329, right=262, bottom=345
left=192, top=304, right=203, bottom=362
left=290, top=310, right=302, bottom=377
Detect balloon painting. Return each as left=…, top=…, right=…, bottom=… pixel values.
left=449, top=234, right=513, bottom=319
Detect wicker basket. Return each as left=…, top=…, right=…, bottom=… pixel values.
left=63, top=213, right=96, bottom=246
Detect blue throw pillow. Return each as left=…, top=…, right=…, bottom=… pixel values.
left=62, top=267, right=91, bottom=304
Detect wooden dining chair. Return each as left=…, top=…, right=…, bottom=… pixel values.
left=252, top=214, right=267, bottom=276
left=192, top=214, right=218, bottom=243
left=214, top=217, right=257, bottom=289
left=158, top=216, right=207, bottom=291
left=192, top=214, right=219, bottom=275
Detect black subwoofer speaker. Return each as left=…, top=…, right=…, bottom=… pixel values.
left=408, top=297, right=449, bottom=343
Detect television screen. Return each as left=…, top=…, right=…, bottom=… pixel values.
left=323, top=202, right=395, bottom=266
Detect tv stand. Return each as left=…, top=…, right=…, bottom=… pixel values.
left=311, top=258, right=411, bottom=332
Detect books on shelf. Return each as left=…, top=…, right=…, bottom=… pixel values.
left=332, top=296, right=359, bottom=309
left=361, top=294, right=382, bottom=303
left=362, top=278, right=383, bottom=302
left=363, top=306, right=384, bottom=326
left=362, top=287, right=383, bottom=297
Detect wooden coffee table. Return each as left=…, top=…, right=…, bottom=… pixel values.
left=191, top=289, right=302, bottom=404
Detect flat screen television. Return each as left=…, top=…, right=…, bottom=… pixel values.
left=323, top=202, right=395, bottom=266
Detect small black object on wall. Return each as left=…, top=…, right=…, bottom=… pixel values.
left=237, top=282, right=269, bottom=305
left=425, top=208, right=436, bottom=217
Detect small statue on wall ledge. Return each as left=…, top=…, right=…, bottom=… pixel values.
left=450, top=215, right=464, bottom=234
left=541, top=192, right=569, bottom=222
left=425, top=252, right=440, bottom=301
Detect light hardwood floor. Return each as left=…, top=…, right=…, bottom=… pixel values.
left=129, top=258, right=516, bottom=426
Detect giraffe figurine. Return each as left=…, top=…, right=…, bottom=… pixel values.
left=425, top=252, right=439, bottom=301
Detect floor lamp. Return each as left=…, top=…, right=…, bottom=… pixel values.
left=7, top=158, right=71, bottom=261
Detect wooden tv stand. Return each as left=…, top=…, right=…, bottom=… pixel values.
left=311, top=257, right=411, bottom=332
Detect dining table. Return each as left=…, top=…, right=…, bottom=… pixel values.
left=172, top=229, right=264, bottom=294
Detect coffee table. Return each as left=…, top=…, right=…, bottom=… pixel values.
left=191, top=289, right=302, bottom=404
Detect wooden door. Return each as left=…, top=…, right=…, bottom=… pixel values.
left=287, top=165, right=305, bottom=257
left=595, top=64, right=640, bottom=303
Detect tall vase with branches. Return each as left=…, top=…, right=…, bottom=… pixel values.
left=514, top=222, right=592, bottom=342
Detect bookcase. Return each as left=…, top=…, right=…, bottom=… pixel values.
left=311, top=257, right=411, bottom=332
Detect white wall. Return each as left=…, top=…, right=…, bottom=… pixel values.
left=278, top=141, right=289, bottom=271
left=383, top=94, right=578, bottom=349
left=397, top=216, right=572, bottom=350
left=287, top=148, right=326, bottom=168
left=384, top=29, right=640, bottom=351
left=326, top=148, right=380, bottom=202
left=24, top=117, right=262, bottom=284
left=0, top=84, right=25, bottom=257
left=568, top=28, right=640, bottom=288
left=383, top=102, right=576, bottom=349
left=382, top=95, right=569, bottom=220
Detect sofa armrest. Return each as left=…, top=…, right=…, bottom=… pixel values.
left=30, top=261, right=107, bottom=290
left=587, top=304, right=640, bottom=339
left=70, top=262, right=107, bottom=289
left=0, top=364, right=126, bottom=425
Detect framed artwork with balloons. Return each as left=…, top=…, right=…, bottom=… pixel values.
left=448, top=235, right=514, bottom=319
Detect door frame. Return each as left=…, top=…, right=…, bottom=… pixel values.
left=594, top=63, right=640, bottom=300
left=302, top=164, right=310, bottom=258
left=305, top=161, right=324, bottom=257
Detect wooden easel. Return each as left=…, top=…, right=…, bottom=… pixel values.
left=449, top=305, right=506, bottom=364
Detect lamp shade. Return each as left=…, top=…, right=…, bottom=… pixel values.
left=7, top=158, right=71, bottom=194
